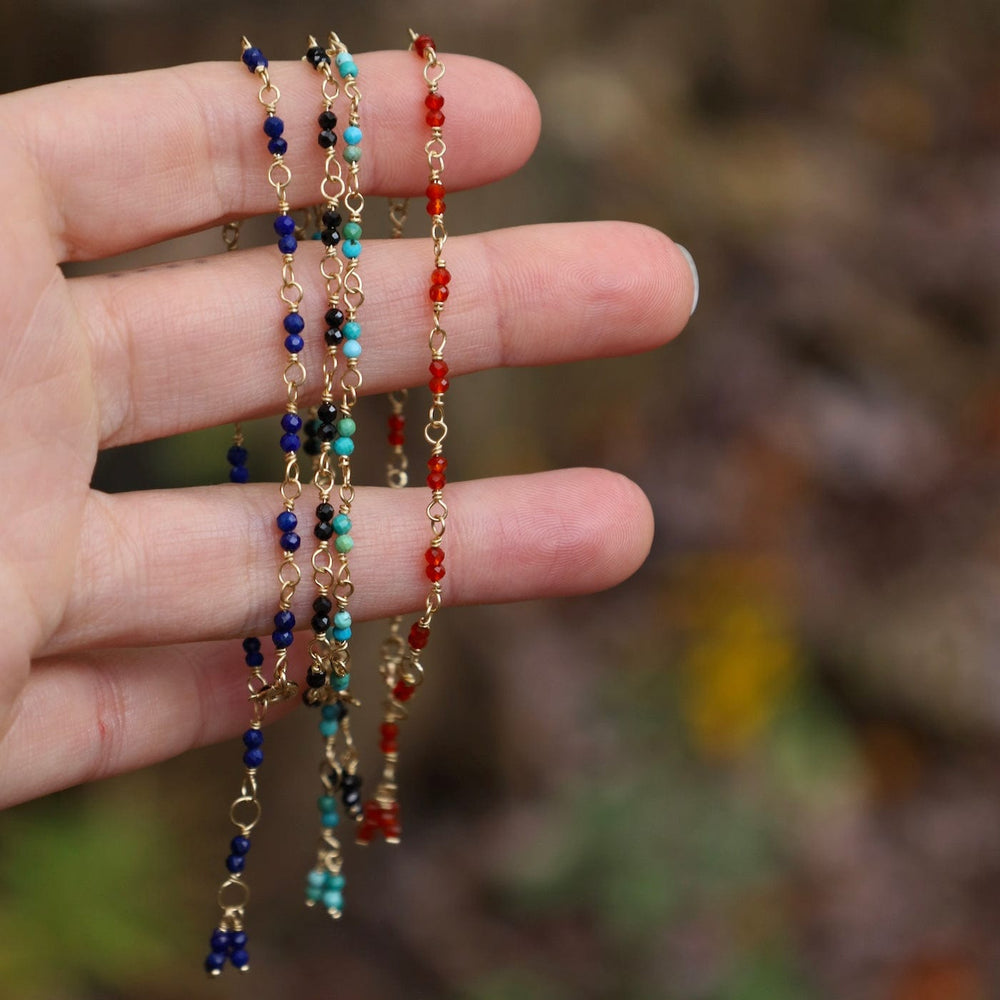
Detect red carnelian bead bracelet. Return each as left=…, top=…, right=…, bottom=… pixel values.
left=357, top=29, right=452, bottom=847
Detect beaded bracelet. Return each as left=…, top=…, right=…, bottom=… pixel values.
left=203, top=39, right=307, bottom=977
left=300, top=32, right=366, bottom=921
left=357, top=29, right=452, bottom=847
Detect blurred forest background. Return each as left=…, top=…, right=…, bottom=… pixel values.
left=2, top=0, right=1000, bottom=997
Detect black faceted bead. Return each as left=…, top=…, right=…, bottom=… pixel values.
left=314, top=521, right=334, bottom=542
left=325, top=307, right=345, bottom=328
left=322, top=210, right=342, bottom=230
left=316, top=503, right=335, bottom=523
left=318, top=129, right=337, bottom=149
left=317, top=403, right=337, bottom=425
left=306, top=46, right=329, bottom=68
left=318, top=423, right=336, bottom=443
left=321, top=228, right=340, bottom=247
left=311, top=614, right=330, bottom=633
left=318, top=109, right=337, bottom=130
left=313, top=595, right=333, bottom=615
left=324, top=327, right=344, bottom=348
left=306, top=669, right=327, bottom=689
left=342, top=789, right=362, bottom=808
left=340, top=773, right=361, bottom=791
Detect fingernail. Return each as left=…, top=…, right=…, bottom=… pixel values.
left=676, top=244, right=699, bottom=316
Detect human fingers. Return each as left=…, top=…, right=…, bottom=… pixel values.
left=70, top=222, right=694, bottom=448
left=43, top=468, right=654, bottom=658
left=3, top=53, right=539, bottom=263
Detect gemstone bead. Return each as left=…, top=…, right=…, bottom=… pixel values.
left=281, top=412, right=303, bottom=433
left=342, top=340, right=362, bottom=359
left=321, top=228, right=341, bottom=247
left=318, top=130, right=337, bottom=149
left=306, top=46, right=329, bottom=68
left=343, top=221, right=362, bottom=240
left=425, top=547, right=445, bottom=566
left=428, top=471, right=446, bottom=491
left=429, top=375, right=449, bottom=395
left=337, top=419, right=356, bottom=439
left=245, top=651, right=264, bottom=668
left=334, top=437, right=355, bottom=456
left=318, top=423, right=335, bottom=443
left=432, top=266, right=451, bottom=285
left=274, top=214, right=295, bottom=236
left=274, top=609, right=295, bottom=631
left=272, top=630, right=294, bottom=648
left=316, top=502, right=335, bottom=523
left=393, top=679, right=416, bottom=702
left=279, top=433, right=300, bottom=453
left=242, top=47, right=267, bottom=71
left=414, top=34, right=435, bottom=57
left=231, top=950, right=249, bottom=970
left=331, top=627, right=352, bottom=641
left=342, top=239, right=362, bottom=258
left=321, top=811, right=340, bottom=828
left=324, top=325, right=345, bottom=347
left=243, top=747, right=264, bottom=768
left=318, top=794, right=337, bottom=812
left=311, top=613, right=330, bottom=632
left=317, top=401, right=338, bottom=424
left=342, top=321, right=361, bottom=340
left=307, top=869, right=326, bottom=889
left=306, top=668, right=326, bottom=688
left=243, top=729, right=264, bottom=748
left=210, top=929, right=230, bottom=952
left=338, top=61, right=359, bottom=79
left=322, top=210, right=343, bottom=230
left=343, top=125, right=362, bottom=145
left=430, top=284, right=449, bottom=303
left=283, top=313, right=305, bottom=334
left=430, top=359, right=450, bottom=377
left=231, top=835, right=251, bottom=856
left=428, top=454, right=447, bottom=473
left=343, top=145, right=362, bottom=163
left=314, top=522, right=334, bottom=542
left=427, top=181, right=446, bottom=200
left=322, top=889, right=344, bottom=911
left=276, top=511, right=297, bottom=531
left=267, top=137, right=287, bottom=156
left=205, top=952, right=226, bottom=973
left=332, top=514, right=352, bottom=535
left=228, top=445, right=248, bottom=467
left=231, top=931, right=247, bottom=949
left=314, top=595, right=333, bottom=615
left=319, top=718, right=339, bottom=738
left=226, top=854, right=245, bottom=874
left=427, top=564, right=446, bottom=582
left=280, top=532, right=301, bottom=552
left=426, top=93, right=445, bottom=111
left=318, top=109, right=337, bottom=130
left=325, top=306, right=345, bottom=327
left=243, top=637, right=261, bottom=654
left=284, top=333, right=303, bottom=353
left=229, top=466, right=249, bottom=484
left=408, top=622, right=431, bottom=649
left=278, top=234, right=297, bottom=254
left=426, top=110, right=445, bottom=128
left=427, top=199, right=446, bottom=216
left=333, top=610, right=352, bottom=629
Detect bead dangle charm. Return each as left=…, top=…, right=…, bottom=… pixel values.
left=358, top=30, right=452, bottom=848
left=300, top=32, right=366, bottom=920
left=204, top=38, right=307, bottom=976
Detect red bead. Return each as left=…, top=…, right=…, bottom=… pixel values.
left=429, top=359, right=449, bottom=377
left=426, top=564, right=446, bottom=582
left=380, top=739, right=399, bottom=754
left=428, top=454, right=447, bottom=473
left=388, top=431, right=405, bottom=447
left=380, top=723, right=399, bottom=739
left=429, top=284, right=449, bottom=303
left=426, top=182, right=445, bottom=200
left=427, top=198, right=446, bottom=216
left=363, top=800, right=381, bottom=822
left=429, top=376, right=450, bottom=395
left=426, top=110, right=445, bottom=128
left=425, top=93, right=445, bottom=111
left=414, top=34, right=436, bottom=58
left=393, top=679, right=416, bottom=702
left=388, top=414, right=405, bottom=431
left=427, top=470, right=446, bottom=490
left=408, top=623, right=431, bottom=650
left=425, top=547, right=445, bottom=566
left=431, top=267, right=451, bottom=286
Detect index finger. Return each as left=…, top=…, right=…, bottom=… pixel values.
left=2, top=52, right=540, bottom=263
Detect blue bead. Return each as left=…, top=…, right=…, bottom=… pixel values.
left=332, top=514, right=351, bottom=535
left=335, top=51, right=353, bottom=65
left=231, top=949, right=249, bottom=970
left=284, top=333, right=304, bottom=353
left=319, top=718, right=339, bottom=737
left=322, top=889, right=344, bottom=911
left=325, top=872, right=346, bottom=890
left=338, top=62, right=358, bottom=79
left=343, top=125, right=362, bottom=145
left=229, top=466, right=250, bottom=484
left=280, top=531, right=300, bottom=552
left=342, top=321, right=361, bottom=339
left=274, top=214, right=296, bottom=237
left=276, top=511, right=297, bottom=531
left=230, top=931, right=247, bottom=949
left=307, top=869, right=326, bottom=889
left=283, top=313, right=305, bottom=334
left=318, top=794, right=336, bottom=812
left=331, top=627, right=352, bottom=642
left=333, top=610, right=352, bottom=629
left=274, top=609, right=295, bottom=631
left=267, top=137, right=287, bottom=156
left=279, top=433, right=300, bottom=453
left=342, top=340, right=362, bottom=359
left=227, top=445, right=248, bottom=466
left=231, top=835, right=251, bottom=856
left=245, top=651, right=264, bottom=667
left=278, top=234, right=297, bottom=254
left=320, top=811, right=340, bottom=829
left=242, top=729, right=263, bottom=748
left=334, top=437, right=355, bottom=456
left=242, top=47, right=267, bottom=71
left=243, top=747, right=264, bottom=768
left=281, top=412, right=303, bottom=433
left=242, top=637, right=261, bottom=653
left=332, top=673, right=350, bottom=691
left=263, top=116, right=284, bottom=138
left=272, top=630, right=294, bottom=649
left=321, top=703, right=342, bottom=721
left=205, top=952, right=226, bottom=973
left=225, top=854, right=245, bottom=874
left=305, top=884, right=323, bottom=902
left=342, top=239, right=362, bottom=259
left=210, top=929, right=230, bottom=951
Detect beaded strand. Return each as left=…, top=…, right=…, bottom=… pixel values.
left=357, top=30, right=452, bottom=847
left=301, top=33, right=366, bottom=919
left=204, top=39, right=307, bottom=976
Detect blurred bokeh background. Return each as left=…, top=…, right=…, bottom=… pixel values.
left=2, top=0, right=1000, bottom=997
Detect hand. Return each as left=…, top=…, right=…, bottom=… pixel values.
left=0, top=51, right=695, bottom=808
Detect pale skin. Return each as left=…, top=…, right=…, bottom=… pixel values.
left=0, top=52, right=694, bottom=808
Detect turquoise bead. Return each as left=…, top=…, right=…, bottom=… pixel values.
left=319, top=718, right=339, bottom=738
left=318, top=795, right=336, bottom=812
left=331, top=626, right=352, bottom=642
left=307, top=870, right=326, bottom=889
left=343, top=145, right=362, bottom=163
left=335, top=534, right=354, bottom=553
left=324, top=872, right=346, bottom=890
left=332, top=514, right=351, bottom=535
left=338, top=62, right=358, bottom=79
left=342, top=321, right=361, bottom=339
left=333, top=610, right=352, bottom=629
left=337, top=417, right=356, bottom=437
left=342, top=340, right=362, bottom=359
left=305, top=884, right=323, bottom=903
left=342, top=239, right=362, bottom=258
left=311, top=231, right=322, bottom=240
left=343, top=125, right=362, bottom=145
left=320, top=811, right=340, bottom=829
left=321, top=704, right=339, bottom=721
left=322, top=889, right=344, bottom=911
left=334, top=436, right=354, bottom=456
left=332, top=672, right=350, bottom=691
left=335, top=51, right=353, bottom=65
left=343, top=221, right=362, bottom=240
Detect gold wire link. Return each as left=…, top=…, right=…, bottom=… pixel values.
left=222, top=220, right=242, bottom=249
